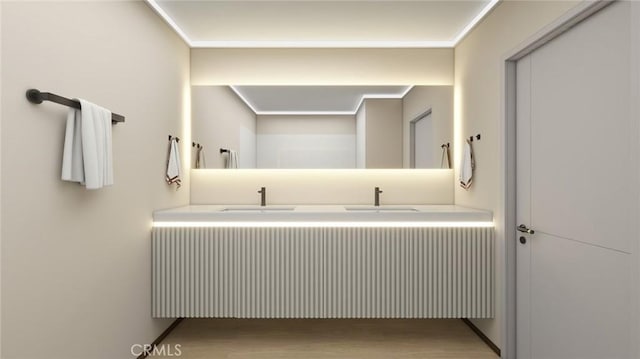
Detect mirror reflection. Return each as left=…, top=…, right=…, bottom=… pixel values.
left=191, top=85, right=453, bottom=169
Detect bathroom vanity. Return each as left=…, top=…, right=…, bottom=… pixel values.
left=152, top=205, right=493, bottom=319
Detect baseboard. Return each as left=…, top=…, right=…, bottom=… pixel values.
left=137, top=318, right=184, bottom=359
left=461, top=318, right=501, bottom=357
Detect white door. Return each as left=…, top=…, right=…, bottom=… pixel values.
left=516, top=2, right=635, bottom=358
left=411, top=111, right=434, bottom=168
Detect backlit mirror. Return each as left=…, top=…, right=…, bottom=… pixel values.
left=191, top=85, right=452, bottom=169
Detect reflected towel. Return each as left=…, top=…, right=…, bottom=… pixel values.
left=195, top=146, right=206, bottom=169
left=225, top=150, right=238, bottom=169
left=459, top=140, right=475, bottom=189
left=61, top=99, right=113, bottom=189
left=441, top=145, right=451, bottom=169
left=166, top=138, right=181, bottom=188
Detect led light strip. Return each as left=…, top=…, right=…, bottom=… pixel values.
left=452, top=0, right=500, bottom=44
left=189, top=40, right=455, bottom=48
left=145, top=0, right=191, bottom=45
left=146, top=0, right=501, bottom=48
left=153, top=221, right=494, bottom=228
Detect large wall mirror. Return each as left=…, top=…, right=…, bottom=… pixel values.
left=191, top=85, right=453, bottom=169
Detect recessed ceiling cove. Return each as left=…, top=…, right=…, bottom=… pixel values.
left=150, top=0, right=497, bottom=47
left=231, top=85, right=411, bottom=113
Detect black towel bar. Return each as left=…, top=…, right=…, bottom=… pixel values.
left=220, top=148, right=229, bottom=154
left=26, top=89, right=125, bottom=124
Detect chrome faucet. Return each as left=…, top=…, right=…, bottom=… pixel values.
left=374, top=187, right=383, bottom=207
left=258, top=187, right=266, bottom=207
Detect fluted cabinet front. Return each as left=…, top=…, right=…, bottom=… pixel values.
left=152, top=227, right=493, bottom=318
left=324, top=227, right=493, bottom=318
left=152, top=227, right=235, bottom=318
left=236, top=228, right=325, bottom=318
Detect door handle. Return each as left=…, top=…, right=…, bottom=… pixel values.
left=517, top=224, right=535, bottom=234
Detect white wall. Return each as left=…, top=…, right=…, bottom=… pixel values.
left=257, top=115, right=355, bottom=168
left=191, top=169, right=453, bottom=205
left=453, top=0, right=580, bottom=349
left=362, top=99, right=403, bottom=168
left=191, top=86, right=256, bottom=168
left=1, top=2, right=190, bottom=358
left=191, top=48, right=453, bottom=85
left=402, top=86, right=453, bottom=168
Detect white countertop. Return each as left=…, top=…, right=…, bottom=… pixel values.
left=153, top=205, right=493, bottom=223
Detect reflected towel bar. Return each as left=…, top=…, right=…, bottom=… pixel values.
left=26, top=89, right=125, bottom=124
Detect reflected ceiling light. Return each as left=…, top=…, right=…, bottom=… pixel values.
left=229, top=85, right=414, bottom=115
left=228, top=86, right=259, bottom=113
left=255, top=111, right=357, bottom=116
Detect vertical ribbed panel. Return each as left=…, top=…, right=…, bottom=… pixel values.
left=236, top=227, right=324, bottom=318
left=152, top=227, right=235, bottom=318
left=324, top=227, right=493, bottom=318
left=152, top=226, right=493, bottom=318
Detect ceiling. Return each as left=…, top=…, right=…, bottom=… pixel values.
left=231, top=85, right=412, bottom=114
left=149, top=0, right=499, bottom=47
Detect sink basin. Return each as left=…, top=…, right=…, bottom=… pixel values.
left=344, top=207, right=418, bottom=212
left=222, top=207, right=296, bottom=212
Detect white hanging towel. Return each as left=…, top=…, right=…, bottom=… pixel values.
left=459, top=140, right=475, bottom=189
left=61, top=99, right=113, bottom=190
left=166, top=138, right=181, bottom=188
left=225, top=150, right=238, bottom=169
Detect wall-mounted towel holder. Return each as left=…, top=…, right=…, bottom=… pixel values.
left=441, top=143, right=450, bottom=148
left=220, top=148, right=230, bottom=154
left=168, top=135, right=179, bottom=142
left=469, top=134, right=481, bottom=142
left=192, top=142, right=202, bottom=149
left=26, top=89, right=125, bottom=124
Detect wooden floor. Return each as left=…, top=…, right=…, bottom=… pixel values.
left=155, top=319, right=499, bottom=359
